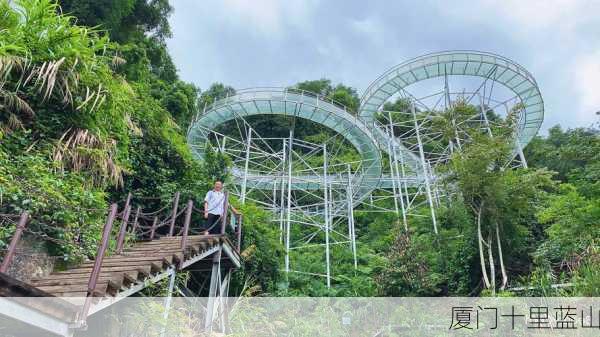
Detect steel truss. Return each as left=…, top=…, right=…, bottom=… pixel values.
left=187, top=51, right=544, bottom=287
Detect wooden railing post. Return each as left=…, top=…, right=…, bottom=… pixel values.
left=181, top=200, right=193, bottom=250
left=0, top=212, right=29, bottom=273
left=150, top=216, right=158, bottom=240
left=220, top=191, right=229, bottom=235
left=130, top=206, right=141, bottom=240
left=121, top=192, right=132, bottom=217
left=168, top=192, right=180, bottom=236
left=81, top=203, right=117, bottom=319
left=115, top=204, right=131, bottom=254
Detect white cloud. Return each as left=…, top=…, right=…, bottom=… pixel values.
left=479, top=0, right=585, bottom=29
left=349, top=17, right=385, bottom=46
left=219, top=0, right=320, bottom=37
left=573, top=50, right=600, bottom=123
left=350, top=17, right=383, bottom=35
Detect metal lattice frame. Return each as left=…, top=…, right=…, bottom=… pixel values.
left=186, top=51, right=544, bottom=287
left=360, top=50, right=544, bottom=148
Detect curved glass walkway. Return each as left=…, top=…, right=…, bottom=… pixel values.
left=187, top=51, right=544, bottom=202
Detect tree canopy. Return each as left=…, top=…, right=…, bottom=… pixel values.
left=1, top=0, right=597, bottom=297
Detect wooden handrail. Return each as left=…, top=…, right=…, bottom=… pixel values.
left=220, top=191, right=229, bottom=235
left=168, top=192, right=180, bottom=236
left=181, top=200, right=193, bottom=251
left=0, top=212, right=29, bottom=273
left=81, top=203, right=117, bottom=319
left=149, top=216, right=158, bottom=240
left=115, top=204, right=131, bottom=254
left=130, top=206, right=141, bottom=240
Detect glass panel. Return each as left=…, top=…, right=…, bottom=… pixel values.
left=400, top=72, right=415, bottom=85
left=242, top=101, right=258, bottom=114
left=254, top=100, right=270, bottom=112
left=270, top=101, right=285, bottom=113
left=425, top=64, right=440, bottom=77
left=507, top=74, right=526, bottom=87
left=413, top=67, right=428, bottom=80
left=514, top=81, right=533, bottom=95
left=382, top=83, right=396, bottom=94
left=524, top=94, right=542, bottom=106
left=465, top=61, right=480, bottom=75
left=496, top=68, right=517, bottom=84
left=451, top=61, right=468, bottom=75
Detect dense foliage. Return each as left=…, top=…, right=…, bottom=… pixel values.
left=0, top=0, right=597, bottom=298
left=375, top=121, right=599, bottom=296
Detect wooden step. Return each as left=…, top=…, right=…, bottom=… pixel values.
left=121, top=245, right=202, bottom=257
left=80, top=255, right=174, bottom=267
left=136, top=236, right=209, bottom=244
left=50, top=265, right=152, bottom=278
left=37, top=281, right=109, bottom=296
left=52, top=291, right=87, bottom=298
left=130, top=237, right=210, bottom=248
left=157, top=234, right=219, bottom=241
left=56, top=259, right=165, bottom=273
left=32, top=273, right=124, bottom=287
left=32, top=269, right=139, bottom=282
left=31, top=272, right=140, bottom=291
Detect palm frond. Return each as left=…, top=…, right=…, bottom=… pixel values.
left=53, top=128, right=124, bottom=187
left=1, top=90, right=34, bottom=117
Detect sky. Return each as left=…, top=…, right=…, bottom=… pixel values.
left=166, top=0, right=600, bottom=132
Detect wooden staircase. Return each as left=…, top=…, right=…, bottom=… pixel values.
left=0, top=191, right=243, bottom=336
left=28, top=235, right=232, bottom=298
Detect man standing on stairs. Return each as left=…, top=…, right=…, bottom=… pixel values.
left=203, top=180, right=226, bottom=234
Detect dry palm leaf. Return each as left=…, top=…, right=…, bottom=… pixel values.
left=53, top=128, right=124, bottom=187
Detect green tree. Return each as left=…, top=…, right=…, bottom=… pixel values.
left=58, top=0, right=173, bottom=42
left=199, top=82, right=236, bottom=108
left=525, top=126, right=600, bottom=197
left=443, top=129, right=555, bottom=294
left=294, top=79, right=360, bottom=113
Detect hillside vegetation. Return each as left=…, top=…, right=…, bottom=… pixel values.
left=0, top=0, right=597, bottom=296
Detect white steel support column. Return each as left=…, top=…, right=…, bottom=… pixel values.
left=387, top=112, right=408, bottom=231
left=393, top=149, right=409, bottom=230
left=399, top=150, right=410, bottom=208
left=279, top=139, right=286, bottom=244
left=412, top=104, right=438, bottom=234
left=163, top=270, right=176, bottom=317
left=205, top=248, right=222, bottom=331
left=285, top=132, right=293, bottom=273
left=219, top=270, right=231, bottom=333
left=385, top=125, right=400, bottom=216
left=240, top=127, right=252, bottom=203
left=160, top=269, right=176, bottom=337
left=272, top=179, right=277, bottom=212
left=346, top=164, right=357, bottom=269
left=445, top=68, right=462, bottom=151
left=427, top=160, right=441, bottom=208
left=323, top=144, right=331, bottom=288
left=479, top=93, right=493, bottom=137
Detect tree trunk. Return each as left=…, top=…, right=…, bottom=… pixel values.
left=488, top=231, right=496, bottom=295
left=496, top=224, right=508, bottom=290
left=476, top=202, right=491, bottom=288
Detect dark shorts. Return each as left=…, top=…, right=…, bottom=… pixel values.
left=205, top=213, right=222, bottom=234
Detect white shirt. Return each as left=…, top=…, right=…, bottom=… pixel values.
left=204, top=190, right=225, bottom=215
